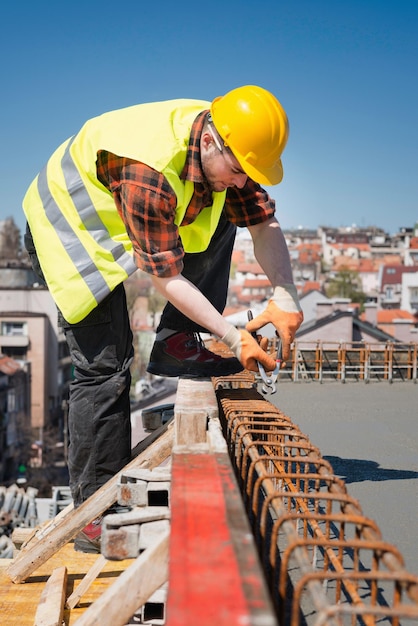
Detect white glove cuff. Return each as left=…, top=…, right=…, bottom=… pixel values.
left=272, top=284, right=302, bottom=313
left=221, top=325, right=242, bottom=360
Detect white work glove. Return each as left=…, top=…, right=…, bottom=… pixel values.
left=221, top=326, right=276, bottom=373
left=246, top=284, right=303, bottom=362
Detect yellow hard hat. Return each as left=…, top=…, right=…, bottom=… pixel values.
left=210, top=85, right=289, bottom=186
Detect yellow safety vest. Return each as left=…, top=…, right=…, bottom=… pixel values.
left=23, top=99, right=227, bottom=323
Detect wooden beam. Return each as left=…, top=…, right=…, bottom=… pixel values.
left=174, top=378, right=218, bottom=446
left=33, top=565, right=67, bottom=626
left=175, top=377, right=218, bottom=418
left=7, top=423, right=174, bottom=584
left=17, top=420, right=172, bottom=560
left=11, top=527, right=37, bottom=552
left=174, top=409, right=208, bottom=445
left=66, top=555, right=107, bottom=609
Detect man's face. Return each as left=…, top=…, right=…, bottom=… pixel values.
left=201, top=126, right=248, bottom=192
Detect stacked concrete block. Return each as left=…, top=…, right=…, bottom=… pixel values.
left=100, top=467, right=172, bottom=624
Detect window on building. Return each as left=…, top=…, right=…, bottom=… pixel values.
left=1, top=321, right=27, bottom=336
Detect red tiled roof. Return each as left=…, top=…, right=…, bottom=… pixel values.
left=334, top=257, right=377, bottom=270
left=331, top=257, right=362, bottom=271
left=236, top=262, right=265, bottom=274
left=381, top=255, right=403, bottom=265
left=296, top=243, right=322, bottom=251
left=231, top=249, right=245, bottom=264
left=330, top=242, right=371, bottom=251
left=377, top=309, right=415, bottom=323
left=301, top=281, right=321, bottom=294
left=242, top=278, right=271, bottom=288
left=357, top=259, right=379, bottom=272
left=298, top=250, right=322, bottom=264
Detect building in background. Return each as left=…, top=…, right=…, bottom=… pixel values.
left=0, top=219, right=71, bottom=484
left=1, top=217, right=418, bottom=482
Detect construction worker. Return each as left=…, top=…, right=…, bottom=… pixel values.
left=23, top=85, right=303, bottom=552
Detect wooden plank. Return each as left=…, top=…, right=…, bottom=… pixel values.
left=11, top=527, right=37, bottom=551
left=174, top=409, right=208, bottom=445
left=175, top=378, right=218, bottom=417
left=17, top=420, right=172, bottom=560
left=66, top=555, right=107, bottom=609
left=20, top=502, right=74, bottom=553
left=174, top=378, right=218, bottom=446
left=0, top=543, right=136, bottom=626
left=33, top=565, right=67, bottom=626
left=168, top=378, right=276, bottom=624
left=166, top=450, right=277, bottom=626
left=72, top=530, right=169, bottom=626
left=0, top=542, right=132, bottom=626
left=7, top=423, right=174, bottom=584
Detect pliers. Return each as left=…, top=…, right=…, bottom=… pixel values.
left=257, top=342, right=282, bottom=394
left=247, top=310, right=283, bottom=395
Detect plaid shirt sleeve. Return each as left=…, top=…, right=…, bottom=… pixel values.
left=96, top=144, right=276, bottom=277
left=224, top=180, right=276, bottom=226
left=97, top=151, right=184, bottom=277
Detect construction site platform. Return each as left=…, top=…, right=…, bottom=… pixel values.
left=0, top=543, right=133, bottom=625
left=1, top=367, right=418, bottom=626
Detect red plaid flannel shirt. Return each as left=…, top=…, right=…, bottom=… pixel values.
left=96, top=110, right=276, bottom=277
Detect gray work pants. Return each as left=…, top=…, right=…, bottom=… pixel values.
left=25, top=226, right=133, bottom=507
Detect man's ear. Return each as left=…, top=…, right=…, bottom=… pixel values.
left=200, top=131, right=217, bottom=163
left=201, top=130, right=214, bottom=152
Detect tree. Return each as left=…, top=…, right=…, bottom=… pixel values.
left=325, top=267, right=367, bottom=307
left=0, top=217, right=21, bottom=260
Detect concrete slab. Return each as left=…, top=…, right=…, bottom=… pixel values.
left=268, top=380, right=418, bottom=575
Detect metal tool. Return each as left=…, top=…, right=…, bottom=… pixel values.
left=257, top=344, right=282, bottom=394
left=247, top=310, right=282, bottom=395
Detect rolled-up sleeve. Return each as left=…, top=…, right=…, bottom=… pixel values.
left=224, top=179, right=276, bottom=226
left=120, top=179, right=185, bottom=276
left=103, top=157, right=185, bottom=277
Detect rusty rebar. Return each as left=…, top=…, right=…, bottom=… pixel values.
left=214, top=382, right=418, bottom=625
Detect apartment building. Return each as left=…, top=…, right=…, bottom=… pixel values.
left=1, top=281, right=72, bottom=411
left=378, top=264, right=418, bottom=310
left=0, top=355, right=29, bottom=481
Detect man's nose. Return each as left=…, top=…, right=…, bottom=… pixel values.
left=232, top=173, right=248, bottom=189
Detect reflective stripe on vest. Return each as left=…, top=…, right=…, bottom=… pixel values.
left=37, top=136, right=136, bottom=308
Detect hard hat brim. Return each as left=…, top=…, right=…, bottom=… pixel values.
left=238, top=157, right=284, bottom=187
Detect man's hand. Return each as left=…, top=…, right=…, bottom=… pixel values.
left=246, top=284, right=303, bottom=361
left=221, top=326, right=276, bottom=373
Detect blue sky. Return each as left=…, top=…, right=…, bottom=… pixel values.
left=2, top=0, right=417, bottom=237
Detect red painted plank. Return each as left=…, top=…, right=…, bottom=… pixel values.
left=166, top=453, right=250, bottom=625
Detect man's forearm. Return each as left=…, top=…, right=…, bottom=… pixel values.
left=249, top=217, right=294, bottom=287
left=150, top=273, right=232, bottom=338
